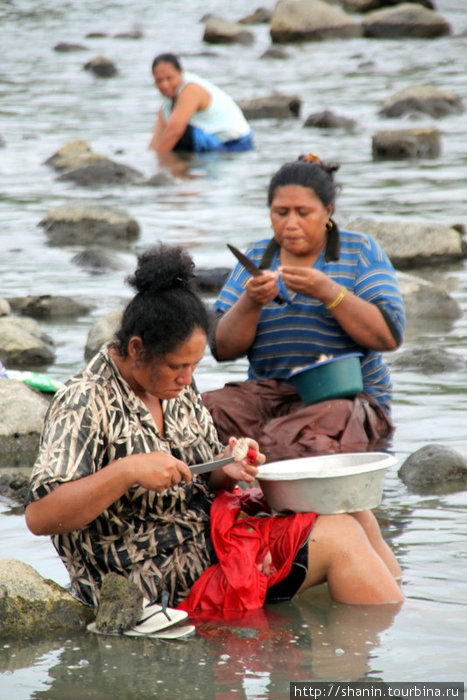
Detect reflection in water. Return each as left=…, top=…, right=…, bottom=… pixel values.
left=0, top=592, right=402, bottom=700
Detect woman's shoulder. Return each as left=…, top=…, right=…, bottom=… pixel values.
left=339, top=227, right=387, bottom=256
left=245, top=238, right=273, bottom=258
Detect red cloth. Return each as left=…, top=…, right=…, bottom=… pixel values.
left=178, top=488, right=317, bottom=613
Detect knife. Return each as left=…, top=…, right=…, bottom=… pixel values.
left=227, top=243, right=285, bottom=305
left=190, top=446, right=258, bottom=475
left=189, top=456, right=235, bottom=475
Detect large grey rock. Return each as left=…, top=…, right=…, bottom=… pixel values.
left=343, top=218, right=465, bottom=268
left=362, top=3, right=451, bottom=39
left=372, top=127, right=441, bottom=159
left=7, top=295, right=93, bottom=320
left=0, top=559, right=94, bottom=638
left=85, top=309, right=123, bottom=361
left=39, top=201, right=140, bottom=247
left=0, top=316, right=55, bottom=367
left=203, top=16, right=255, bottom=45
left=0, top=379, right=49, bottom=467
left=398, top=445, right=467, bottom=494
left=270, top=0, right=363, bottom=43
left=237, top=93, right=301, bottom=119
left=379, top=85, right=464, bottom=119
left=397, top=271, right=462, bottom=329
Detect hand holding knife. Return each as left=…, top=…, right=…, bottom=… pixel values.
left=227, top=244, right=285, bottom=305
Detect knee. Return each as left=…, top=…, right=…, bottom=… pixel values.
left=312, top=513, right=367, bottom=549
left=350, top=510, right=382, bottom=538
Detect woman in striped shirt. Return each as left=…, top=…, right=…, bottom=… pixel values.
left=203, top=154, right=406, bottom=461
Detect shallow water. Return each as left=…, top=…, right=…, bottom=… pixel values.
left=1, top=0, right=467, bottom=696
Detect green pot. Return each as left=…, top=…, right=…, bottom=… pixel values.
left=289, top=353, right=363, bottom=405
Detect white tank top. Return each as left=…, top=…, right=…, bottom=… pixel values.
left=161, top=71, right=250, bottom=142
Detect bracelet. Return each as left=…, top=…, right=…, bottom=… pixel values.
left=326, top=286, right=347, bottom=310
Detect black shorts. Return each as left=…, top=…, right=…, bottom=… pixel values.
left=265, top=535, right=310, bottom=604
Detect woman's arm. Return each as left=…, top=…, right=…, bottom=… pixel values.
left=214, top=271, right=280, bottom=360
left=280, top=266, right=399, bottom=351
left=25, top=452, right=192, bottom=536
left=150, top=83, right=209, bottom=153
left=149, top=109, right=166, bottom=151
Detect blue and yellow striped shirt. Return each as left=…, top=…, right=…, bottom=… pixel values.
left=214, top=231, right=406, bottom=412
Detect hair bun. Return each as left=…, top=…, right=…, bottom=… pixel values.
left=299, top=152, right=322, bottom=165
left=298, top=152, right=340, bottom=178
left=127, top=244, right=195, bottom=296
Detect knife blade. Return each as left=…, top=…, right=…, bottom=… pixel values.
left=189, top=456, right=234, bottom=475
left=227, top=244, right=285, bottom=305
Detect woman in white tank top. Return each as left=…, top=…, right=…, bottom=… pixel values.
left=149, top=53, right=254, bottom=154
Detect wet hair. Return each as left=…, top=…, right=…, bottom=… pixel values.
left=113, top=244, right=210, bottom=362
left=267, top=154, right=340, bottom=207
left=151, top=52, right=182, bottom=74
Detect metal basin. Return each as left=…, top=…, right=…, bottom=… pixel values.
left=257, top=452, right=397, bottom=514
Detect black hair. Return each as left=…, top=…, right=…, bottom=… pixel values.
left=151, top=53, right=182, bottom=74
left=113, top=244, right=211, bottom=361
left=267, top=156, right=340, bottom=207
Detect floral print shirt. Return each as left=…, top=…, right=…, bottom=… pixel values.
left=26, top=348, right=225, bottom=607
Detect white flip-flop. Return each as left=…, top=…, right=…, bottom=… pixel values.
left=87, top=603, right=189, bottom=637
left=126, top=606, right=188, bottom=635
left=127, top=624, right=196, bottom=640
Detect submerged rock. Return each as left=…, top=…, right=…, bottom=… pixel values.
left=56, top=159, right=143, bottom=187
left=53, top=41, right=89, bottom=52
left=83, top=55, right=118, bottom=77
left=362, top=3, right=451, bottom=39
left=390, top=346, right=466, bottom=374
left=71, top=248, right=129, bottom=272
left=260, top=46, right=292, bottom=59
left=304, top=109, right=357, bottom=130
left=398, top=445, right=467, bottom=494
left=342, top=0, right=435, bottom=11
left=379, top=85, right=464, bottom=119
